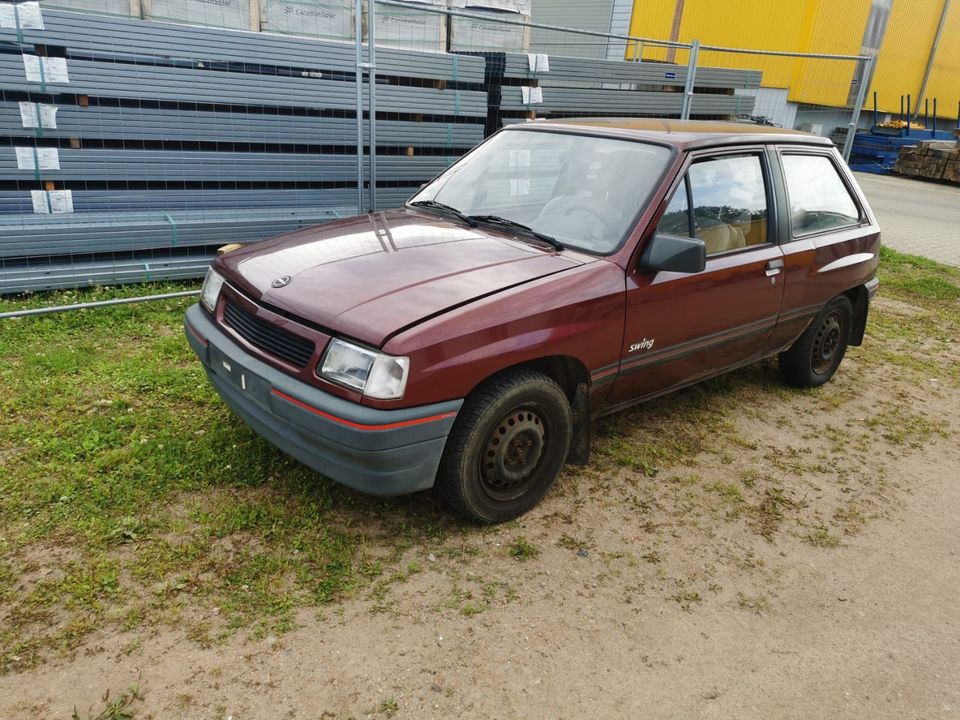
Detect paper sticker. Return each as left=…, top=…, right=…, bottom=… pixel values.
left=31, top=190, right=74, bottom=214
left=19, top=102, right=59, bottom=130
left=0, top=2, right=44, bottom=30
left=521, top=86, right=543, bottom=105
left=23, top=55, right=70, bottom=84
left=527, top=53, right=549, bottom=73
left=16, top=146, right=60, bottom=170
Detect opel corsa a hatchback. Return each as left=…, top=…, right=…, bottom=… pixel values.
left=185, top=119, right=880, bottom=523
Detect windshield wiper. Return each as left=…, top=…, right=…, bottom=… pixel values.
left=409, top=200, right=477, bottom=227
left=469, top=215, right=564, bottom=251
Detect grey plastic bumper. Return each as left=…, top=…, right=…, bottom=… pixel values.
left=184, top=304, right=462, bottom=496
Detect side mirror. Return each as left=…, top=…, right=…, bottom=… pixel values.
left=638, top=232, right=706, bottom=274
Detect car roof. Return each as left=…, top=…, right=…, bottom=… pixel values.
left=504, top=118, right=834, bottom=150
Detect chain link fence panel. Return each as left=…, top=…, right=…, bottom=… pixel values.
left=1, top=0, right=872, bottom=309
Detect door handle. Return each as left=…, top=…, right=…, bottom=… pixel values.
left=765, top=259, right=784, bottom=277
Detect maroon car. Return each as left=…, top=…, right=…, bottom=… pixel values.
left=185, top=119, right=880, bottom=523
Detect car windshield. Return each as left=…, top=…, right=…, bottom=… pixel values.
left=409, top=129, right=673, bottom=254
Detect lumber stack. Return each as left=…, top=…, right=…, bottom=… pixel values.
left=894, top=140, right=960, bottom=184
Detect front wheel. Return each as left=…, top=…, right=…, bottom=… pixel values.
left=779, top=294, right=853, bottom=388
left=435, top=369, right=572, bottom=524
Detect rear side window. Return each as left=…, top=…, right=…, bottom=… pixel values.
left=782, top=154, right=860, bottom=236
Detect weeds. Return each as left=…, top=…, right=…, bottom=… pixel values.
left=736, top=592, right=770, bottom=614
left=508, top=537, right=540, bottom=561
left=72, top=679, right=144, bottom=720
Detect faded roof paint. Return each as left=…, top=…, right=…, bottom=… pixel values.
left=505, top=118, right=833, bottom=149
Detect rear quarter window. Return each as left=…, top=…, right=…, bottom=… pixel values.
left=781, top=154, right=861, bottom=236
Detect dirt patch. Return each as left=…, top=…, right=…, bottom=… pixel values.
left=3, top=339, right=959, bottom=719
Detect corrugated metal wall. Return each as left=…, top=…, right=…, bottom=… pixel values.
left=627, top=0, right=870, bottom=108
left=926, top=1, right=960, bottom=112
left=623, top=0, right=960, bottom=118
left=529, top=0, right=615, bottom=57
left=869, top=0, right=947, bottom=114
left=606, top=0, right=633, bottom=60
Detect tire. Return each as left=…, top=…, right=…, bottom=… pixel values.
left=435, top=369, right=573, bottom=524
left=779, top=294, right=853, bottom=388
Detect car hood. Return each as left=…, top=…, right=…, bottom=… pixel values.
left=218, top=209, right=586, bottom=346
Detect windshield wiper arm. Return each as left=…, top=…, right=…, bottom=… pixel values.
left=468, top=215, right=564, bottom=251
left=409, top=200, right=477, bottom=227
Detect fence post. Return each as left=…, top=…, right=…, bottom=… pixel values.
left=842, top=56, right=873, bottom=161
left=680, top=39, right=700, bottom=121
left=368, top=0, right=378, bottom=212
left=354, top=0, right=364, bottom=215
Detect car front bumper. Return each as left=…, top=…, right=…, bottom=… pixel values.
left=184, top=304, right=462, bottom=496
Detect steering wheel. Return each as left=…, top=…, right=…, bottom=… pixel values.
left=544, top=197, right=612, bottom=234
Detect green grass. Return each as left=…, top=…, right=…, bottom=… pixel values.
left=0, top=285, right=463, bottom=672
left=878, top=246, right=960, bottom=302
left=508, top=536, right=540, bottom=561
left=0, top=248, right=957, bottom=671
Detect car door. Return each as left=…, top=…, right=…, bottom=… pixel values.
left=767, top=147, right=881, bottom=351
left=606, top=147, right=786, bottom=410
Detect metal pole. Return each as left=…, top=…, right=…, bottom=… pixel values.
left=843, top=56, right=873, bottom=161
left=906, top=94, right=911, bottom=136
left=354, top=0, right=364, bottom=215
left=914, top=0, right=951, bottom=120
left=367, top=0, right=377, bottom=213
left=873, top=90, right=877, bottom=128
left=680, top=39, right=700, bottom=121
left=0, top=290, right=200, bottom=320
left=932, top=98, right=937, bottom=136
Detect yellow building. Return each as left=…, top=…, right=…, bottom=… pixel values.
left=624, top=0, right=959, bottom=122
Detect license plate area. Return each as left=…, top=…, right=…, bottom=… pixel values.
left=209, top=346, right=270, bottom=407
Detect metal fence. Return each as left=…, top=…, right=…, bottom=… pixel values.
left=0, top=0, right=872, bottom=308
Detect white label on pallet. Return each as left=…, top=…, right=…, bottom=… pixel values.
left=0, top=2, right=44, bottom=30
left=22, top=55, right=70, bottom=84
left=527, top=54, right=549, bottom=73
left=521, top=86, right=543, bottom=104
left=16, top=146, right=60, bottom=170
left=19, top=102, right=59, bottom=130
left=31, top=190, right=74, bottom=214
left=453, top=0, right=531, bottom=13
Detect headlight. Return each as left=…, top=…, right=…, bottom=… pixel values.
left=320, top=338, right=410, bottom=400
left=200, top=268, right=225, bottom=313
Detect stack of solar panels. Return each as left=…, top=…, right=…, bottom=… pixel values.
left=0, top=5, right=486, bottom=293
left=471, top=51, right=761, bottom=131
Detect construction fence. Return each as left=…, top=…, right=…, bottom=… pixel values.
left=0, top=0, right=872, bottom=298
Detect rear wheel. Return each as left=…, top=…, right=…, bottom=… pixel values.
left=435, top=369, right=572, bottom=524
left=779, top=295, right=853, bottom=388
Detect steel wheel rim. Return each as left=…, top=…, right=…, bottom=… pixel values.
left=479, top=404, right=548, bottom=502
left=811, top=310, right=843, bottom=374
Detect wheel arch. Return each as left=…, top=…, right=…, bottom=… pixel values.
left=466, top=354, right=592, bottom=465
left=845, top=283, right=869, bottom=347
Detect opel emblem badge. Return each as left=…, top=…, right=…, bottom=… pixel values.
left=271, top=275, right=292, bottom=288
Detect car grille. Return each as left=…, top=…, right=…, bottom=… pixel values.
left=222, top=299, right=315, bottom=369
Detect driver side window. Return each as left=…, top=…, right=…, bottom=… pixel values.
left=658, top=154, right=770, bottom=256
